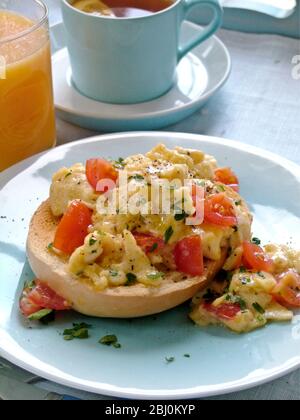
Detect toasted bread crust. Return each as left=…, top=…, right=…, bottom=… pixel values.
left=27, top=200, right=227, bottom=318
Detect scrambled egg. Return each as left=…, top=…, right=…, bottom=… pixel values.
left=49, top=144, right=252, bottom=290
left=50, top=163, right=98, bottom=216
left=264, top=244, right=300, bottom=274
left=190, top=247, right=299, bottom=333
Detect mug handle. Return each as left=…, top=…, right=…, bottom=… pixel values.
left=178, top=0, right=223, bottom=61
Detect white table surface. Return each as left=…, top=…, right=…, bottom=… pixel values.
left=1, top=0, right=300, bottom=401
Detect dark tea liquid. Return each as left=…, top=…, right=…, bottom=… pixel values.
left=72, top=0, right=174, bottom=18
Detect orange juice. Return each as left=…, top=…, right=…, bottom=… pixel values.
left=0, top=10, right=56, bottom=171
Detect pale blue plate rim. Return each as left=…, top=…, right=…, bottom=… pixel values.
left=1, top=131, right=300, bottom=399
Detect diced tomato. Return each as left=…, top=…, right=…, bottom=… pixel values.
left=203, top=302, right=241, bottom=320
left=19, top=289, right=43, bottom=317
left=215, top=167, right=240, bottom=192
left=28, top=280, right=70, bottom=311
left=204, top=193, right=237, bottom=227
left=19, top=281, right=70, bottom=317
left=273, top=270, right=300, bottom=308
left=133, top=232, right=165, bottom=254
left=86, top=158, right=118, bottom=192
left=53, top=200, right=92, bottom=255
left=242, top=241, right=274, bottom=273
left=174, top=236, right=204, bottom=277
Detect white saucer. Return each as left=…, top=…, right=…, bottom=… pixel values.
left=51, top=22, right=231, bottom=132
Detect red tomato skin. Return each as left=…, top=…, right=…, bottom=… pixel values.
left=28, top=280, right=70, bottom=311
left=133, top=233, right=165, bottom=254
left=19, top=290, right=43, bottom=317
left=86, top=158, right=118, bottom=191
left=203, top=302, right=241, bottom=320
left=204, top=193, right=238, bottom=227
left=242, top=241, right=274, bottom=273
left=272, top=270, right=300, bottom=308
left=215, top=167, right=240, bottom=192
left=53, top=200, right=92, bottom=255
left=174, top=236, right=204, bottom=277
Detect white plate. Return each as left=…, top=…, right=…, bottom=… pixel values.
left=0, top=132, right=299, bottom=399
left=51, top=22, right=231, bottom=131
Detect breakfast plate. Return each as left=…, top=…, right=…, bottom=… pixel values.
left=50, top=22, right=231, bottom=132
left=0, top=132, right=300, bottom=399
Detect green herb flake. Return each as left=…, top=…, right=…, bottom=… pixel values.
left=149, top=243, right=158, bottom=253
left=164, top=226, right=174, bottom=244
left=89, top=237, right=97, bottom=247
left=126, top=273, right=137, bottom=285
left=147, top=272, right=164, bottom=280
left=236, top=297, right=247, bottom=311
left=241, top=276, right=251, bottom=285
left=184, top=354, right=190, bottom=358
left=174, top=212, right=188, bottom=222
left=252, top=302, right=265, bottom=314
left=99, top=334, right=121, bottom=348
left=251, top=237, right=261, bottom=246
left=239, top=267, right=247, bottom=273
left=217, top=185, right=226, bottom=192
left=235, top=200, right=242, bottom=206
left=113, top=157, right=125, bottom=169
left=63, top=323, right=92, bottom=341
left=28, top=309, right=53, bottom=321
left=129, top=174, right=144, bottom=181
left=109, top=270, right=119, bottom=277
left=165, top=356, right=175, bottom=364
left=47, top=242, right=54, bottom=251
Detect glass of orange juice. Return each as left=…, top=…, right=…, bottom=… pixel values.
left=0, top=0, right=56, bottom=171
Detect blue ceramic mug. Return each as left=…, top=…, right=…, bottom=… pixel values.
left=61, top=0, right=223, bottom=104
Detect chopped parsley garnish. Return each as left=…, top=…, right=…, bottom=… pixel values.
left=184, top=354, right=190, bottom=358
left=165, top=357, right=175, bottom=363
left=225, top=294, right=247, bottom=311
left=174, top=212, right=188, bottom=222
left=99, top=334, right=121, bottom=348
left=63, top=323, right=92, bottom=341
left=126, top=273, right=137, bottom=285
left=235, top=200, right=242, bottom=206
left=129, top=174, right=144, bottom=181
left=257, top=272, right=265, bottom=278
left=113, top=157, right=125, bottom=169
left=89, top=237, right=97, bottom=246
left=109, top=270, right=119, bottom=277
left=24, top=279, right=36, bottom=290
left=47, top=242, right=54, bottom=251
left=239, top=267, right=247, bottom=273
left=252, top=302, right=265, bottom=314
left=236, top=297, right=247, bottom=311
left=251, top=237, right=261, bottom=246
left=147, top=272, right=164, bottom=280
left=217, top=185, right=226, bottom=192
left=164, top=226, right=174, bottom=244
left=28, top=309, right=53, bottom=321
left=241, top=276, right=251, bottom=285
left=149, top=243, right=158, bottom=253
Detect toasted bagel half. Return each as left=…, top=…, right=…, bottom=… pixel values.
left=27, top=200, right=228, bottom=318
